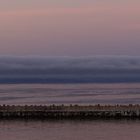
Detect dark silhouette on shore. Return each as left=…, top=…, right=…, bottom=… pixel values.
left=0, top=104, right=140, bottom=119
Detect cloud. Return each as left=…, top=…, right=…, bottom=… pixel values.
left=0, top=55, right=140, bottom=83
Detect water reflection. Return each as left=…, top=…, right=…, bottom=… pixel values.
left=0, top=83, right=140, bottom=105
left=0, top=119, right=140, bottom=140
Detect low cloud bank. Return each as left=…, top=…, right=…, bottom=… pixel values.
left=0, top=56, right=140, bottom=83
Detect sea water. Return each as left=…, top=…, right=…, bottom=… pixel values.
left=0, top=119, right=140, bottom=140
left=0, top=83, right=140, bottom=140
left=0, top=83, right=140, bottom=105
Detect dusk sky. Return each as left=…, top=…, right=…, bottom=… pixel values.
left=0, top=0, right=140, bottom=56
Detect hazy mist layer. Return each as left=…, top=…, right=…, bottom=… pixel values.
left=0, top=56, right=140, bottom=83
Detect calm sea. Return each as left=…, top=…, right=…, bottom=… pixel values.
left=0, top=119, right=140, bottom=140
left=0, top=83, right=140, bottom=140
left=0, top=83, right=140, bottom=105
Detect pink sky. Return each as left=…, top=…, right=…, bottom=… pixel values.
left=0, top=0, right=140, bottom=56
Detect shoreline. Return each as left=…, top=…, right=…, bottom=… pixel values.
left=0, top=104, right=140, bottom=119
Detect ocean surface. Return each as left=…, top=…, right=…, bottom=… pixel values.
left=0, top=83, right=140, bottom=140
left=0, top=119, right=140, bottom=140
left=0, top=83, right=140, bottom=105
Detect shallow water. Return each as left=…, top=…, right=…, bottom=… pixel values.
left=0, top=83, right=140, bottom=105
left=0, top=119, right=139, bottom=140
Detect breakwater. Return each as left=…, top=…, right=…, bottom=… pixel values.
left=0, top=104, right=140, bottom=119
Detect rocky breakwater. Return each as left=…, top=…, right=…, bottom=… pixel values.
left=0, top=104, right=140, bottom=119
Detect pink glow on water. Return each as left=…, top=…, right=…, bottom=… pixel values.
left=0, top=120, right=140, bottom=140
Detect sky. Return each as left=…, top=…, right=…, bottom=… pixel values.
left=0, top=0, right=140, bottom=56
left=0, top=1, right=140, bottom=83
